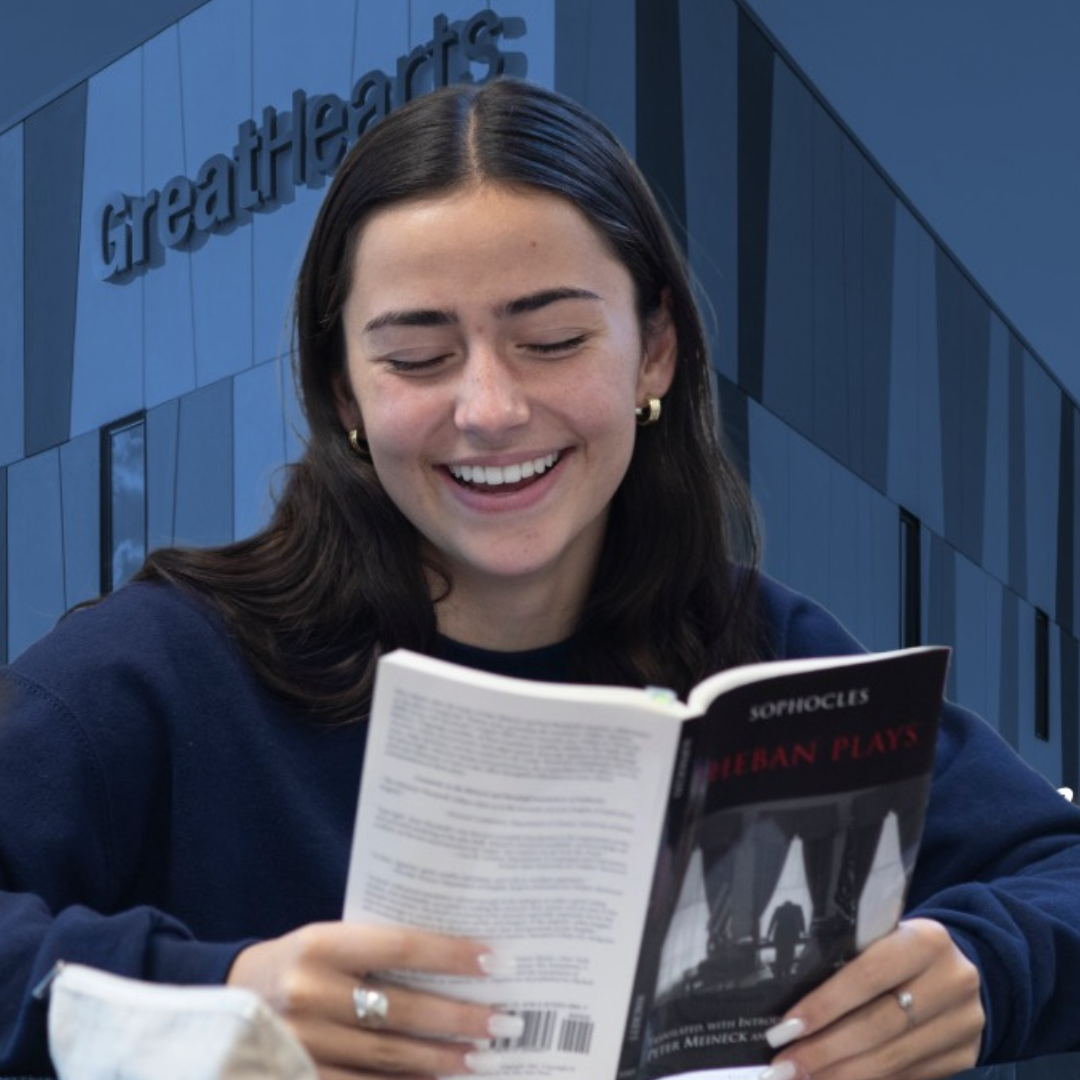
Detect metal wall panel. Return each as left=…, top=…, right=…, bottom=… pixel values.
left=143, top=26, right=199, bottom=409
left=23, top=84, right=85, bottom=454
left=71, top=51, right=144, bottom=438
left=0, top=127, right=24, bottom=468
left=6, top=450, right=65, bottom=659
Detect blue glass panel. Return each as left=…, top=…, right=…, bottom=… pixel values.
left=550, top=0, right=634, bottom=154
left=495, top=0, right=554, bottom=88
left=147, top=398, right=180, bottom=551
left=252, top=0, right=355, bottom=367
left=353, top=0, right=409, bottom=78
left=785, top=432, right=832, bottom=610
left=178, top=0, right=254, bottom=388
left=143, top=26, right=198, bottom=408
left=936, top=252, right=990, bottom=565
left=1023, top=355, right=1061, bottom=617
left=0, top=466, right=7, bottom=664
left=681, top=0, right=737, bottom=382
left=809, top=102, right=848, bottom=463
left=60, top=432, right=101, bottom=606
left=924, top=534, right=957, bottom=699
left=1071, top=411, right=1080, bottom=636
left=762, top=61, right=813, bottom=433
left=823, top=465, right=865, bottom=643
left=982, top=316, right=1010, bottom=583
left=851, top=151, right=896, bottom=494
left=865, top=493, right=900, bottom=653
left=174, top=381, right=234, bottom=546
left=234, top=360, right=289, bottom=539
left=997, top=587, right=1021, bottom=749
left=886, top=206, right=944, bottom=535
left=282, top=353, right=309, bottom=463
left=106, top=419, right=147, bottom=591
left=23, top=85, right=85, bottom=455
left=0, top=126, right=25, bottom=467
left=747, top=401, right=791, bottom=586
left=6, top=451, right=65, bottom=659
left=915, top=245, right=946, bottom=537
left=886, top=205, right=922, bottom=515
left=952, top=554, right=994, bottom=729
left=71, top=50, right=144, bottom=438
left=837, top=479, right=900, bottom=654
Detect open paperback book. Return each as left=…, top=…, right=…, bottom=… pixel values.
left=343, top=644, right=949, bottom=1080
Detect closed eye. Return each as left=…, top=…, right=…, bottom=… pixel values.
left=382, top=354, right=452, bottom=374
left=526, top=335, right=589, bottom=356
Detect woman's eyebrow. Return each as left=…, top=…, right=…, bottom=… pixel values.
left=363, top=287, right=601, bottom=334
left=364, top=308, right=457, bottom=333
left=498, top=287, right=602, bottom=317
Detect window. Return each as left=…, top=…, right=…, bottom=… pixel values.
left=1035, top=609, right=1050, bottom=742
left=899, top=509, right=921, bottom=648
left=100, top=414, right=147, bottom=594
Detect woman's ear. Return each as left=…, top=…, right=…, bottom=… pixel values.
left=332, top=372, right=363, bottom=432
left=637, top=289, right=678, bottom=400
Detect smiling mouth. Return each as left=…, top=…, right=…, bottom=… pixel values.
left=447, top=452, right=560, bottom=489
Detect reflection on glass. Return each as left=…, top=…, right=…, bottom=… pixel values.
left=105, top=418, right=146, bottom=592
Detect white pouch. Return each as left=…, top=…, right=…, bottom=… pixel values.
left=46, top=962, right=319, bottom=1080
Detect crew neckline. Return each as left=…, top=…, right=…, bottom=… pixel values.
left=434, top=634, right=577, bottom=683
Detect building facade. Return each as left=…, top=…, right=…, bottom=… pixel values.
left=0, top=6, right=1077, bottom=1071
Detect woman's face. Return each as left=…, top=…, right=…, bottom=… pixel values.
left=335, top=182, right=675, bottom=630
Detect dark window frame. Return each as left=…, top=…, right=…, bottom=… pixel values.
left=1035, top=608, right=1050, bottom=742
left=99, top=411, right=147, bottom=595
left=899, top=508, right=921, bottom=649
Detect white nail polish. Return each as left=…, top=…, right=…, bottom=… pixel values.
left=487, top=1013, right=525, bottom=1039
left=477, top=951, right=515, bottom=978
left=464, top=1049, right=504, bottom=1074
left=765, top=1017, right=806, bottom=1049
left=758, top=1061, right=800, bottom=1080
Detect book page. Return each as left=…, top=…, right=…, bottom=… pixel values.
left=343, top=650, right=687, bottom=1080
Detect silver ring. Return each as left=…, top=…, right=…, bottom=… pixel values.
left=352, top=984, right=389, bottom=1028
left=895, top=989, right=916, bottom=1030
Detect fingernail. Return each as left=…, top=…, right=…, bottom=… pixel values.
left=477, top=951, right=515, bottom=978
left=464, top=1050, right=504, bottom=1074
left=765, top=1017, right=806, bottom=1049
left=758, top=1062, right=800, bottom=1080
left=487, top=1013, right=525, bottom=1039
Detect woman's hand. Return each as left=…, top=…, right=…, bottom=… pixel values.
left=760, top=918, right=984, bottom=1080
left=228, top=921, right=518, bottom=1079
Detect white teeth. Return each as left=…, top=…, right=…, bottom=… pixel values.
left=450, top=453, right=558, bottom=486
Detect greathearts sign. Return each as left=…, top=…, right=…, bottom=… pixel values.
left=96, top=9, right=526, bottom=282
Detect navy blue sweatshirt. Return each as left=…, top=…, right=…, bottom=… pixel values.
left=1, top=578, right=1079, bottom=1074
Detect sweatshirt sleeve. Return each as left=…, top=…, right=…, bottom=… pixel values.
left=757, top=574, right=1080, bottom=1062
left=0, top=602, right=252, bottom=1074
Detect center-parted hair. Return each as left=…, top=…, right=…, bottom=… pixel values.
left=140, top=78, right=761, bottom=722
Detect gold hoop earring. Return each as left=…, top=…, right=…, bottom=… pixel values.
left=635, top=397, right=662, bottom=427
left=348, top=429, right=371, bottom=460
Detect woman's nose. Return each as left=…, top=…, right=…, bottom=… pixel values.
left=453, top=350, right=530, bottom=438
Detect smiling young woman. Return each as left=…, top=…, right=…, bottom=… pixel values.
left=136, top=78, right=763, bottom=720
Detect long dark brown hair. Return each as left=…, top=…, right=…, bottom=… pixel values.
left=138, top=78, right=761, bottom=722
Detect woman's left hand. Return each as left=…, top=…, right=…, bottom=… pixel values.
left=761, top=918, right=984, bottom=1080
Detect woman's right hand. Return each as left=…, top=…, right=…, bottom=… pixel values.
left=227, top=921, right=516, bottom=1079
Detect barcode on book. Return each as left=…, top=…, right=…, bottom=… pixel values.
left=496, top=1010, right=594, bottom=1054
left=558, top=1015, right=594, bottom=1054
left=508, top=1009, right=556, bottom=1051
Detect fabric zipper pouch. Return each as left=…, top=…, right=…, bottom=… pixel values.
left=46, top=962, right=318, bottom=1080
